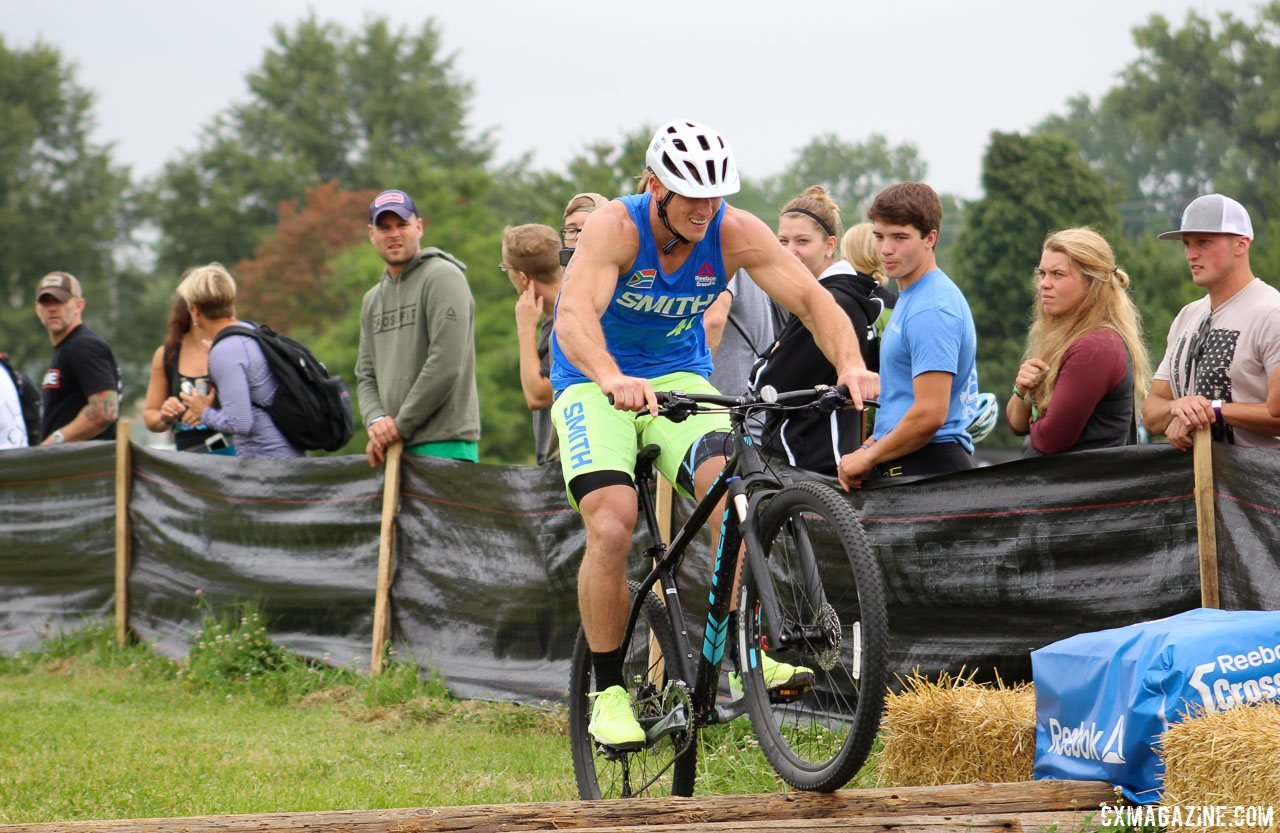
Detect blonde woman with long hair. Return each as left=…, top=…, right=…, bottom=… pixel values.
left=1006, top=227, right=1150, bottom=455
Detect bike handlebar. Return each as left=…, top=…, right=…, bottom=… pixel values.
left=655, top=386, right=878, bottom=421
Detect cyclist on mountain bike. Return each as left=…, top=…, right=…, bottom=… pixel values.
left=549, top=119, right=879, bottom=749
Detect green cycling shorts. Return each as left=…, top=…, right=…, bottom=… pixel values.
left=550, top=371, right=731, bottom=510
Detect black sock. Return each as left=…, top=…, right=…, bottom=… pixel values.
left=592, top=647, right=625, bottom=691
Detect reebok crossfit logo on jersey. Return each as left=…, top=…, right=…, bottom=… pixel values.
left=695, top=262, right=717, bottom=287
left=626, top=269, right=656, bottom=289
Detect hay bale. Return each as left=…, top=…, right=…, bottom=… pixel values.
left=877, top=670, right=1036, bottom=786
left=1161, top=700, right=1280, bottom=816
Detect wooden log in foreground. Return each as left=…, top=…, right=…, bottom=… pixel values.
left=0, top=780, right=1117, bottom=833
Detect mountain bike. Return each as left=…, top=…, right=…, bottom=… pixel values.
left=567, top=386, right=888, bottom=798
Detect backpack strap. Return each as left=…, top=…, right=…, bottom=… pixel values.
left=211, top=322, right=258, bottom=347
left=210, top=323, right=265, bottom=407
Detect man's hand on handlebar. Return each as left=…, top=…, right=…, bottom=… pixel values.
left=837, top=367, right=879, bottom=410
left=602, top=374, right=659, bottom=415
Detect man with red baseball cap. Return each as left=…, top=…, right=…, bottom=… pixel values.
left=34, top=271, right=122, bottom=445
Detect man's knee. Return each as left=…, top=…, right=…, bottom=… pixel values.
left=578, top=479, right=638, bottom=552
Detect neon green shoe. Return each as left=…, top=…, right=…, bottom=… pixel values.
left=729, top=653, right=815, bottom=699
left=588, top=685, right=646, bottom=749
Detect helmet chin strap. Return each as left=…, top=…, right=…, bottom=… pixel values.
left=656, top=189, right=689, bottom=254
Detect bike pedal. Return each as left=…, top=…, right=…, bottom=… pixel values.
left=594, top=739, right=645, bottom=758
left=768, top=687, right=809, bottom=702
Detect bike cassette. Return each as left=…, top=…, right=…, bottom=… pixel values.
left=811, top=603, right=842, bottom=670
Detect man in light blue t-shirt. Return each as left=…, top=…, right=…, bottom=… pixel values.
left=838, top=182, right=978, bottom=490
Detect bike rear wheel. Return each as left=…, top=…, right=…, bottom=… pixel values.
left=569, top=581, right=698, bottom=798
left=737, top=480, right=888, bottom=791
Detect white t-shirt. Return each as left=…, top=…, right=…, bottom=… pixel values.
left=1154, top=278, right=1280, bottom=448
left=0, top=366, right=28, bottom=449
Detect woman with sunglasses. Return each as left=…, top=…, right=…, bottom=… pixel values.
left=1006, top=227, right=1150, bottom=455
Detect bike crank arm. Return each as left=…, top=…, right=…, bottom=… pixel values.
left=643, top=704, right=690, bottom=745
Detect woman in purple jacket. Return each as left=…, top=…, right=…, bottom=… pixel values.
left=177, top=263, right=304, bottom=460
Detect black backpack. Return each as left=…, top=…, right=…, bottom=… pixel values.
left=0, top=353, right=42, bottom=446
left=212, top=323, right=354, bottom=452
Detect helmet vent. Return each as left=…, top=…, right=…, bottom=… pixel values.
left=682, top=160, right=705, bottom=185
left=662, top=154, right=684, bottom=182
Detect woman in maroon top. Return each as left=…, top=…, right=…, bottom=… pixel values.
left=1006, top=228, right=1151, bottom=455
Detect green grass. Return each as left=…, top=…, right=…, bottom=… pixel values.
left=0, top=664, right=575, bottom=822
left=0, top=614, right=888, bottom=824
left=0, top=612, right=578, bottom=823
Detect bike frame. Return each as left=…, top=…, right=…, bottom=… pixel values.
left=624, top=406, right=799, bottom=727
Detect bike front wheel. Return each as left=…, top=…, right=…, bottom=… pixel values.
left=737, top=480, right=888, bottom=791
left=568, top=581, right=697, bottom=798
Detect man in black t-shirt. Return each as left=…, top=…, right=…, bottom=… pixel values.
left=34, top=272, right=121, bottom=445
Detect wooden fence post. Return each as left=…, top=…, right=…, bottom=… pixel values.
left=370, top=441, right=403, bottom=674
left=114, top=419, right=132, bottom=647
left=1192, top=426, right=1220, bottom=609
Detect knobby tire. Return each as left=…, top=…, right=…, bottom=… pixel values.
left=737, top=480, right=889, bottom=791
left=569, top=581, right=697, bottom=798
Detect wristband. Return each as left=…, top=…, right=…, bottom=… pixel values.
left=1211, top=399, right=1224, bottom=426
left=1012, top=384, right=1028, bottom=402
left=52, top=430, right=65, bottom=445
left=367, top=415, right=387, bottom=427
left=858, top=441, right=872, bottom=451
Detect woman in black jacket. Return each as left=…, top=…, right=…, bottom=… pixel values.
left=752, top=187, right=889, bottom=476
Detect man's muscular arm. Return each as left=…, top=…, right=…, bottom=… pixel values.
left=553, top=203, right=657, bottom=414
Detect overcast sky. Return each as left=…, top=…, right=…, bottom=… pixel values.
left=2, top=0, right=1263, bottom=199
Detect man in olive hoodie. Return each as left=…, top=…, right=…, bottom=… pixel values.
left=357, top=189, right=481, bottom=467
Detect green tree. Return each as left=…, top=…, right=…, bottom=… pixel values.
left=231, top=181, right=377, bottom=335
left=485, top=125, right=655, bottom=240
left=0, top=38, right=135, bottom=374
left=770, top=133, right=927, bottom=225
left=148, top=16, right=490, bottom=275
left=951, top=132, right=1119, bottom=448
left=563, top=125, right=653, bottom=199
left=1031, top=4, right=1280, bottom=387
left=1036, top=5, right=1280, bottom=239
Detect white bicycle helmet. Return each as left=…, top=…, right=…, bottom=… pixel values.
left=646, top=119, right=740, bottom=199
left=968, top=392, right=999, bottom=444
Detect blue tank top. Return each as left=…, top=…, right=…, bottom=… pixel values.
left=550, top=193, right=729, bottom=389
